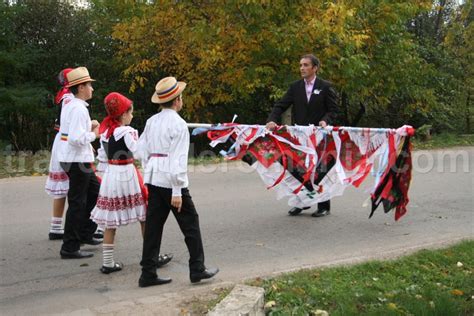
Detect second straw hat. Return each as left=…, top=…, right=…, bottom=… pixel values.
left=151, top=77, right=186, bottom=104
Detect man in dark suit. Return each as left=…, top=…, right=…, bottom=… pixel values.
left=266, top=54, right=338, bottom=217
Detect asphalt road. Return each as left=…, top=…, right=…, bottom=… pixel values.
left=0, top=147, right=472, bottom=314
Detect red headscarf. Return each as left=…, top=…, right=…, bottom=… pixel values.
left=54, top=68, right=73, bottom=105
left=100, top=92, right=133, bottom=139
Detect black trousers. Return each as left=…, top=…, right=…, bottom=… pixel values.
left=140, top=185, right=205, bottom=279
left=60, top=162, right=99, bottom=252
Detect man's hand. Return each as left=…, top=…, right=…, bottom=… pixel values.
left=319, top=121, right=327, bottom=128
left=266, top=121, right=277, bottom=131
left=171, top=196, right=182, bottom=213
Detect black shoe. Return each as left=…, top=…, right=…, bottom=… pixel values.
left=138, top=276, right=172, bottom=287
left=80, top=238, right=103, bottom=246
left=156, top=253, right=173, bottom=268
left=311, top=209, right=330, bottom=217
left=93, top=229, right=104, bottom=239
left=288, top=207, right=310, bottom=216
left=49, top=232, right=63, bottom=240
left=60, top=249, right=94, bottom=259
left=190, top=267, right=219, bottom=283
left=100, top=262, right=123, bottom=274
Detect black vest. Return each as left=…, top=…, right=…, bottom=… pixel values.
left=105, top=135, right=133, bottom=160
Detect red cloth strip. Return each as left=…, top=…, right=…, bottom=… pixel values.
left=108, top=158, right=134, bottom=165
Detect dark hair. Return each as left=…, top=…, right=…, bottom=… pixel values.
left=69, top=84, right=79, bottom=95
left=69, top=82, right=89, bottom=95
left=301, top=54, right=320, bottom=68
left=160, top=94, right=181, bottom=108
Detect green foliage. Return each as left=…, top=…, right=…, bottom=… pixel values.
left=249, top=240, right=474, bottom=315
left=0, top=0, right=471, bottom=151
left=413, top=132, right=474, bottom=149
left=0, top=85, right=52, bottom=151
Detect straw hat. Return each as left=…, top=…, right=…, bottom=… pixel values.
left=151, top=77, right=186, bottom=104
left=66, top=67, right=95, bottom=88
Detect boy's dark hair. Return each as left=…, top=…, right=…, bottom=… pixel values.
left=301, top=54, right=320, bottom=68
left=69, top=83, right=86, bottom=95
left=161, top=95, right=181, bottom=108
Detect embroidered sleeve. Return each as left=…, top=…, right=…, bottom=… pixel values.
left=124, top=128, right=139, bottom=154
left=68, top=106, right=96, bottom=146
left=169, top=122, right=189, bottom=196
left=136, top=121, right=150, bottom=167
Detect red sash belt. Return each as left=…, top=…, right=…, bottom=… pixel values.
left=108, top=158, right=134, bottom=165
left=149, top=153, right=168, bottom=158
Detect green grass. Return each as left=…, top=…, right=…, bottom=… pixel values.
left=247, top=240, right=474, bottom=316
left=0, top=150, right=226, bottom=179
left=1, top=132, right=472, bottom=178
left=188, top=155, right=225, bottom=165
left=413, top=133, right=474, bottom=150
left=0, top=150, right=51, bottom=178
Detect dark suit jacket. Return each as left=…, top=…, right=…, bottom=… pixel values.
left=267, top=77, right=338, bottom=125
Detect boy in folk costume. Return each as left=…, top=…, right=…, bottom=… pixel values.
left=45, top=68, right=74, bottom=240
left=137, top=77, right=218, bottom=287
left=57, top=67, right=102, bottom=259
left=90, top=92, right=172, bottom=274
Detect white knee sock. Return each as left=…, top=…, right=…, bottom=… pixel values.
left=103, top=244, right=115, bottom=267
left=50, top=217, right=63, bottom=234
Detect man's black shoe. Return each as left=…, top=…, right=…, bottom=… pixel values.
left=288, top=207, right=310, bottom=216
left=80, top=238, right=103, bottom=246
left=311, top=209, right=330, bottom=217
left=190, top=267, right=219, bottom=283
left=156, top=253, right=173, bottom=268
left=49, top=232, right=63, bottom=240
left=138, top=276, right=172, bottom=287
left=60, top=249, right=94, bottom=259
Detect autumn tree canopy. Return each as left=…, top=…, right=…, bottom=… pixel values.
left=1, top=0, right=472, bottom=151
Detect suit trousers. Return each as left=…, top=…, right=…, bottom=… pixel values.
left=140, top=185, right=205, bottom=279
left=60, top=162, right=99, bottom=252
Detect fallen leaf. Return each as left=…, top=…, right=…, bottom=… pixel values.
left=293, top=287, right=305, bottom=295
left=451, top=289, right=464, bottom=296
left=387, top=303, right=397, bottom=310
left=264, top=300, right=276, bottom=309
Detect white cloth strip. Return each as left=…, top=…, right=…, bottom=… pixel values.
left=187, top=123, right=401, bottom=134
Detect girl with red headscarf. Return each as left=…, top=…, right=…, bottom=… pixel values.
left=90, top=92, right=172, bottom=273
left=45, top=68, right=74, bottom=240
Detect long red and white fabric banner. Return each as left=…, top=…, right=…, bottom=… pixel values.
left=192, top=124, right=415, bottom=221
